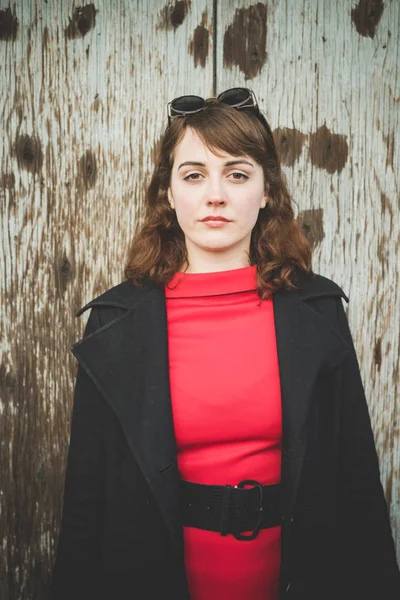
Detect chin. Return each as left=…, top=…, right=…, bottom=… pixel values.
left=199, top=243, right=236, bottom=253
left=188, top=232, right=246, bottom=253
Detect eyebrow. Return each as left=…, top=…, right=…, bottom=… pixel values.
left=177, top=159, right=254, bottom=170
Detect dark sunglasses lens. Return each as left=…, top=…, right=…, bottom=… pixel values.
left=171, top=95, right=205, bottom=114
left=219, top=88, right=250, bottom=106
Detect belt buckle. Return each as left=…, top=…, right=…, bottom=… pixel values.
left=233, top=479, right=263, bottom=541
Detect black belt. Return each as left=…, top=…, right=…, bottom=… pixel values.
left=180, top=479, right=281, bottom=541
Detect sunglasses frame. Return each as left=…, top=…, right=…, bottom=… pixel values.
left=167, top=88, right=259, bottom=121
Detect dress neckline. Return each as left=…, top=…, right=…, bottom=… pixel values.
left=165, top=265, right=257, bottom=298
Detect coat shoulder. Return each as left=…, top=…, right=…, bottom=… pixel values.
left=298, top=272, right=349, bottom=303
left=76, top=280, right=156, bottom=317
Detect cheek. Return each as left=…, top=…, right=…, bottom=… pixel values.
left=173, top=195, right=197, bottom=226
left=237, top=191, right=263, bottom=217
left=172, top=183, right=200, bottom=216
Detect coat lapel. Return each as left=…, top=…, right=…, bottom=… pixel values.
left=273, top=282, right=350, bottom=519
left=71, top=275, right=350, bottom=549
left=71, top=284, right=183, bottom=549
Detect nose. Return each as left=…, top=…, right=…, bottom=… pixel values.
left=206, top=178, right=226, bottom=206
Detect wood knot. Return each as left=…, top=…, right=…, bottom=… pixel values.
left=65, top=4, right=97, bottom=39
left=158, top=0, right=191, bottom=31
left=309, top=124, right=348, bottom=174
left=77, top=150, right=97, bottom=191
left=56, top=254, right=74, bottom=295
left=351, top=0, right=384, bottom=38
left=273, top=127, right=306, bottom=167
left=223, top=3, right=267, bottom=80
left=15, top=135, right=43, bottom=173
left=0, top=6, right=19, bottom=41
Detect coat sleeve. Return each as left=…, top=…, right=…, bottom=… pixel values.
left=49, top=308, right=104, bottom=600
left=334, top=297, right=400, bottom=596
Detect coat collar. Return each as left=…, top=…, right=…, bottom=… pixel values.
left=75, top=272, right=349, bottom=316
left=71, top=272, right=350, bottom=551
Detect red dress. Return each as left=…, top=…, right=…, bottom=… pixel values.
left=165, top=265, right=282, bottom=600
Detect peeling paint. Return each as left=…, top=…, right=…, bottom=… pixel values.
left=297, top=208, right=324, bottom=250
left=77, top=150, right=97, bottom=191
left=381, top=193, right=393, bottom=232
left=385, top=470, right=393, bottom=508
left=374, top=337, right=382, bottom=370
left=65, top=4, right=97, bottom=39
left=351, top=0, right=384, bottom=38
left=42, top=25, right=50, bottom=51
left=389, top=85, right=400, bottom=104
left=2, top=172, right=16, bottom=190
left=309, top=124, right=348, bottom=174
left=55, top=254, right=74, bottom=296
left=382, top=131, right=394, bottom=168
left=2, top=172, right=16, bottom=212
left=92, top=95, right=102, bottom=112
left=0, top=362, right=16, bottom=394
left=377, top=234, right=389, bottom=275
left=0, top=6, right=19, bottom=41
left=273, top=127, right=306, bottom=167
left=158, top=0, right=191, bottom=31
left=188, top=12, right=209, bottom=68
left=15, top=135, right=43, bottom=173
left=223, top=3, right=267, bottom=80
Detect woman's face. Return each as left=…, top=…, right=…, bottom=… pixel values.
left=168, top=127, right=267, bottom=273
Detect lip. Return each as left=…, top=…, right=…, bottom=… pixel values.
left=201, top=220, right=230, bottom=228
left=200, top=217, right=231, bottom=222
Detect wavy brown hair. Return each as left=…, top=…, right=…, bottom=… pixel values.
left=125, top=99, right=312, bottom=299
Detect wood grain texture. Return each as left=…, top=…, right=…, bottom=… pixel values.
left=217, top=0, right=399, bottom=560
left=0, top=1, right=213, bottom=598
left=1, top=1, right=399, bottom=598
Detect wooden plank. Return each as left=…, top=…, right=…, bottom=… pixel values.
left=217, top=0, right=400, bottom=559
left=0, top=1, right=214, bottom=597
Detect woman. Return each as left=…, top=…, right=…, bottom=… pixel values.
left=50, top=89, right=400, bottom=600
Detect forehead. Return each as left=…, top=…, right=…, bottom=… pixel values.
left=173, top=127, right=236, bottom=162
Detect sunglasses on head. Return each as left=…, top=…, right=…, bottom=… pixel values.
left=167, top=87, right=259, bottom=123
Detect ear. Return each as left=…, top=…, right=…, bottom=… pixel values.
left=261, top=184, right=270, bottom=209
left=167, top=187, right=174, bottom=209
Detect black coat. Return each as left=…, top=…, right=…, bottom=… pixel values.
left=50, top=273, right=400, bottom=600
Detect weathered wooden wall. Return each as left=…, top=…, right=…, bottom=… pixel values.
left=0, top=1, right=398, bottom=598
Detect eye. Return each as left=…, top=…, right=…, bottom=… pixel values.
left=183, top=173, right=202, bottom=181
left=229, top=172, right=249, bottom=180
